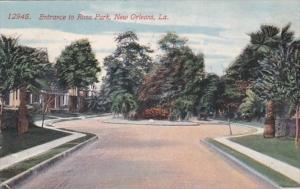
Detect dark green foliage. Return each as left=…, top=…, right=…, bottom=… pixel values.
left=101, top=31, right=153, bottom=112
left=199, top=73, right=223, bottom=114
left=87, top=95, right=106, bottom=113
left=226, top=45, right=263, bottom=81
left=7, top=46, right=50, bottom=91
left=255, top=40, right=300, bottom=116
left=203, top=75, right=244, bottom=117
left=56, top=39, right=100, bottom=89
left=284, top=40, right=300, bottom=107
left=224, top=24, right=298, bottom=122
left=199, top=74, right=243, bottom=117
left=227, top=24, right=294, bottom=82
left=0, top=35, right=50, bottom=92
left=158, top=32, right=187, bottom=50
left=111, top=92, right=137, bottom=118
left=239, top=89, right=265, bottom=120
left=255, top=48, right=289, bottom=102
left=0, top=35, right=18, bottom=94
left=172, top=96, right=193, bottom=120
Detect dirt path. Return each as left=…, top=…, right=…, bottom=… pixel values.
left=19, top=117, right=273, bottom=189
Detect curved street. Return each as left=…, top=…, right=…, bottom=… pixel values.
left=19, top=117, right=274, bottom=189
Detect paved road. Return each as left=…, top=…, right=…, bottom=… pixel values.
left=19, top=117, right=273, bottom=189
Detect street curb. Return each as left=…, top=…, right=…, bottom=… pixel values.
left=0, top=135, right=98, bottom=189
left=201, top=139, right=281, bottom=189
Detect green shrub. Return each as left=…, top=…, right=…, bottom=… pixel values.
left=172, top=97, right=193, bottom=120
left=111, top=93, right=137, bottom=119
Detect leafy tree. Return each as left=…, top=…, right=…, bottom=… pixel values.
left=0, top=35, right=18, bottom=94
left=227, top=24, right=287, bottom=81
left=199, top=73, right=232, bottom=117
left=87, top=95, right=105, bottom=113
left=138, top=32, right=205, bottom=119
left=252, top=24, right=297, bottom=138
left=256, top=40, right=300, bottom=140
left=56, top=39, right=100, bottom=112
left=158, top=32, right=187, bottom=50
left=101, top=31, right=153, bottom=111
left=0, top=35, right=18, bottom=131
left=201, top=74, right=219, bottom=106
left=212, top=75, right=248, bottom=117
left=172, top=96, right=193, bottom=120
left=226, top=24, right=295, bottom=137
left=254, top=24, right=294, bottom=138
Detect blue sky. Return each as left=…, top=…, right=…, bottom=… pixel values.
left=0, top=0, right=299, bottom=76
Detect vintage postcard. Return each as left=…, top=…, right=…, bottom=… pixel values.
left=0, top=0, right=299, bottom=188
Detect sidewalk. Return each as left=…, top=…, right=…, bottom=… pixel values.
left=213, top=122, right=300, bottom=184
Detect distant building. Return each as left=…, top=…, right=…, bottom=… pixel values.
left=8, top=89, right=69, bottom=110
left=7, top=86, right=96, bottom=112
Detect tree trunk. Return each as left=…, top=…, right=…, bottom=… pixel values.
left=69, top=96, right=77, bottom=112
left=295, top=104, right=300, bottom=143
left=76, top=89, right=82, bottom=112
left=263, top=100, right=275, bottom=138
left=79, top=91, right=88, bottom=113
left=69, top=88, right=77, bottom=112
left=0, top=96, right=3, bottom=133
left=18, top=87, right=29, bottom=135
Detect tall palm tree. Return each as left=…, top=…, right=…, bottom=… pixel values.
left=0, top=35, right=50, bottom=134
left=251, top=24, right=295, bottom=138
left=0, top=35, right=18, bottom=131
left=10, top=46, right=50, bottom=134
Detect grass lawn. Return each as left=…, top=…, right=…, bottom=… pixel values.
left=231, top=135, right=300, bottom=169
left=208, top=139, right=300, bottom=187
left=0, top=134, right=94, bottom=183
left=0, top=125, right=69, bottom=157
